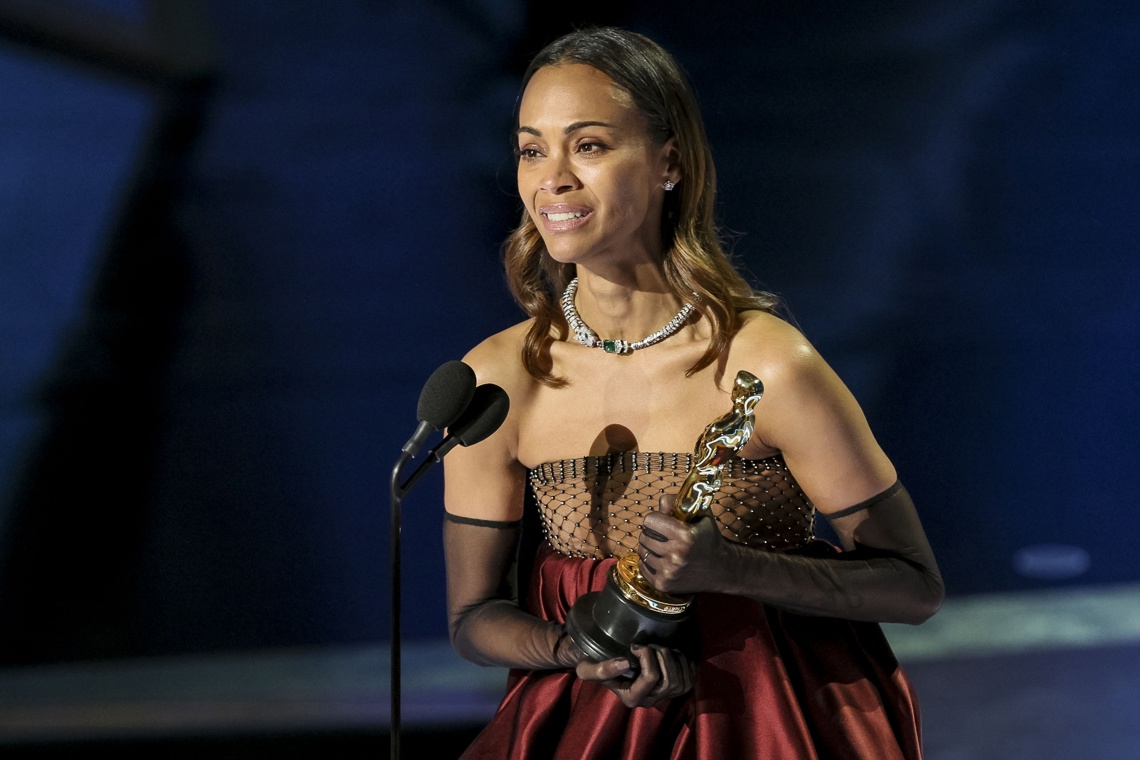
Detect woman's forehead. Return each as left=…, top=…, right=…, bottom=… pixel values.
left=518, top=64, right=639, bottom=131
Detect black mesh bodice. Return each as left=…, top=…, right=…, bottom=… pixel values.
left=528, top=452, right=814, bottom=560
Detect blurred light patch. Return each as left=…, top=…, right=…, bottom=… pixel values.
left=1013, top=544, right=1091, bottom=580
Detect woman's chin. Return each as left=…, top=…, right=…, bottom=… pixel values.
left=543, top=243, right=594, bottom=266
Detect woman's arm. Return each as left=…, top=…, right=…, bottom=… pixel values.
left=441, top=337, right=577, bottom=669
left=642, top=481, right=943, bottom=623
left=639, top=320, right=944, bottom=624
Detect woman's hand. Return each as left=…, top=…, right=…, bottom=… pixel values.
left=639, top=494, right=734, bottom=596
left=575, top=643, right=695, bottom=709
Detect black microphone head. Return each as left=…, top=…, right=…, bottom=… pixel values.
left=450, top=383, right=510, bottom=447
left=417, top=361, right=476, bottom=429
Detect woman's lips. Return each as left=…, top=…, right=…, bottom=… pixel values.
left=540, top=205, right=592, bottom=231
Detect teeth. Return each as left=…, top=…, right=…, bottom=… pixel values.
left=546, top=211, right=583, bottom=222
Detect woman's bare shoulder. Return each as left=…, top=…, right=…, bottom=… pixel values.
left=461, top=318, right=552, bottom=417
left=462, top=319, right=532, bottom=383
left=729, top=311, right=897, bottom=510
left=728, top=311, right=819, bottom=378
left=443, top=319, right=534, bottom=521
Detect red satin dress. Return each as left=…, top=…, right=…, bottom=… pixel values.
left=460, top=453, right=923, bottom=760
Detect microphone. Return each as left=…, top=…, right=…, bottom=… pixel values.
left=428, top=383, right=510, bottom=461
left=399, top=383, right=510, bottom=494
left=401, top=361, right=476, bottom=458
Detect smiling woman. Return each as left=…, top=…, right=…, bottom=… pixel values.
left=514, top=63, right=673, bottom=270
left=442, top=26, right=942, bottom=760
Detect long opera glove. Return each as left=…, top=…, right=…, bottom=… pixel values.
left=640, top=481, right=944, bottom=625
left=443, top=513, right=580, bottom=669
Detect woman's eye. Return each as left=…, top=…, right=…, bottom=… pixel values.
left=515, top=147, right=542, bottom=161
left=578, top=141, right=607, bottom=155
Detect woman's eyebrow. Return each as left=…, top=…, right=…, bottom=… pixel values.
left=516, top=120, right=619, bottom=138
left=564, top=120, right=618, bottom=133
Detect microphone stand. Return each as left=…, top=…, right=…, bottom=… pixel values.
left=389, top=450, right=412, bottom=760
left=389, top=447, right=447, bottom=760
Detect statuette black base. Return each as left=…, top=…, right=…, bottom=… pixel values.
left=567, top=571, right=693, bottom=668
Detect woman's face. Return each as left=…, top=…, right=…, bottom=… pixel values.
left=516, top=63, right=677, bottom=269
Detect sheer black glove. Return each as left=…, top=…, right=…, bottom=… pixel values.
left=639, top=481, right=944, bottom=624
left=444, top=514, right=580, bottom=669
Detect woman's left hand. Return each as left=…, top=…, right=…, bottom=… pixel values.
left=575, top=643, right=695, bottom=709
left=639, top=494, right=733, bottom=595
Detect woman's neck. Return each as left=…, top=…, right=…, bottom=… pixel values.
left=571, top=266, right=689, bottom=342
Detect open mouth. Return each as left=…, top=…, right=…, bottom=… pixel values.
left=544, top=211, right=587, bottom=222
left=540, top=207, right=592, bottom=229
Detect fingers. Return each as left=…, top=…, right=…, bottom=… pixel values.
left=576, top=655, right=634, bottom=683
left=652, top=647, right=693, bottom=701
left=639, top=511, right=693, bottom=586
left=638, top=541, right=662, bottom=577
left=580, top=645, right=695, bottom=709
left=643, top=508, right=690, bottom=540
left=644, top=496, right=680, bottom=539
left=632, top=645, right=697, bottom=708
left=612, top=644, right=662, bottom=709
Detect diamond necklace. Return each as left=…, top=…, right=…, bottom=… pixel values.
left=560, top=277, right=698, bottom=355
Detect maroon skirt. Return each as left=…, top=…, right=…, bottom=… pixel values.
left=461, top=542, right=923, bottom=759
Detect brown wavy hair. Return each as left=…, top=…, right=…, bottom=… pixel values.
left=504, top=27, right=779, bottom=386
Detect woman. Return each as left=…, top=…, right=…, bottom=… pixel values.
left=443, top=27, right=943, bottom=759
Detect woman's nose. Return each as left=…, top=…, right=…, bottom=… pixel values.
left=540, top=153, right=579, bottom=193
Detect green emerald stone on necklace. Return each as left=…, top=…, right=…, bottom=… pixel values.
left=603, top=340, right=618, bottom=353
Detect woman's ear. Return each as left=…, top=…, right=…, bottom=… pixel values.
left=660, top=137, right=682, bottom=186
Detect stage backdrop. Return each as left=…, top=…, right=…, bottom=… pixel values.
left=0, top=0, right=1136, bottom=663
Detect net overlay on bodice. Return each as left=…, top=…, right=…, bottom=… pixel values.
left=528, top=452, right=814, bottom=560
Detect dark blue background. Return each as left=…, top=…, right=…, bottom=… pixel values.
left=0, top=0, right=1136, bottom=663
